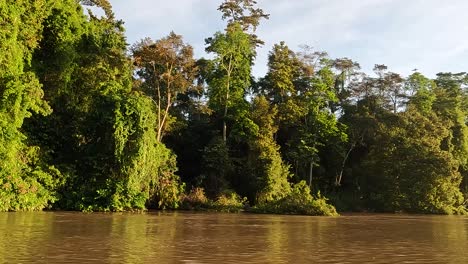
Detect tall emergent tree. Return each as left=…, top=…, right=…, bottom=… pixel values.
left=205, top=0, right=269, bottom=142
left=132, top=32, right=198, bottom=142
left=206, top=23, right=254, bottom=142
left=217, top=0, right=269, bottom=46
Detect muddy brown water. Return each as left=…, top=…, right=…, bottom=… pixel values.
left=1, top=211, right=467, bottom=263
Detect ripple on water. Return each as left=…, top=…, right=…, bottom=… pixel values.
left=0, top=212, right=467, bottom=263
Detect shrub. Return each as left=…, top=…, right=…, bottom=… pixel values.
left=180, top=187, right=246, bottom=212
left=211, top=190, right=247, bottom=212
left=252, top=181, right=338, bottom=216
left=180, top=187, right=209, bottom=209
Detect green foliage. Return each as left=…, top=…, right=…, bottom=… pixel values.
left=2, top=0, right=467, bottom=216
left=406, top=72, right=436, bottom=114
left=217, top=0, right=269, bottom=47
left=206, top=23, right=253, bottom=102
left=211, top=190, right=247, bottom=212
left=218, top=0, right=269, bottom=32
left=180, top=187, right=209, bottom=209
left=0, top=145, right=64, bottom=211
left=3, top=0, right=185, bottom=212
left=206, top=22, right=255, bottom=141
left=248, top=96, right=291, bottom=203
left=149, top=144, right=185, bottom=210
left=0, top=0, right=58, bottom=211
left=432, top=73, right=468, bottom=207
left=265, top=42, right=297, bottom=97
left=201, top=137, right=232, bottom=197
left=54, top=92, right=184, bottom=211
left=363, top=110, right=466, bottom=214
left=260, top=44, right=347, bottom=186
left=181, top=187, right=246, bottom=212
left=334, top=69, right=468, bottom=214
left=107, top=94, right=184, bottom=211
left=253, top=181, right=338, bottom=216
left=433, top=73, right=468, bottom=169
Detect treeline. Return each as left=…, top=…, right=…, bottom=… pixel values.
left=0, top=0, right=467, bottom=215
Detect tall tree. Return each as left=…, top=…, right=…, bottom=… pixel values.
left=405, top=71, right=436, bottom=114
left=292, top=63, right=347, bottom=188
left=206, top=23, right=254, bottom=142
left=260, top=41, right=299, bottom=104
left=330, top=57, right=361, bottom=114
left=247, top=96, right=291, bottom=203
left=132, top=32, right=198, bottom=142
left=217, top=0, right=269, bottom=46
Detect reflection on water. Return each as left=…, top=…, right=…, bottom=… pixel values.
left=0, top=212, right=467, bottom=263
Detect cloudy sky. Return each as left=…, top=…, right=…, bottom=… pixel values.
left=108, top=0, right=468, bottom=78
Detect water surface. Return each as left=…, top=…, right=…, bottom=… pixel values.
left=1, top=212, right=467, bottom=263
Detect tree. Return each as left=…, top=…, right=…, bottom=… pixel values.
left=259, top=42, right=299, bottom=104
left=206, top=23, right=254, bottom=142
left=330, top=57, right=361, bottom=114
left=432, top=73, right=468, bottom=199
left=292, top=64, right=347, bottom=188
left=132, top=32, right=197, bottom=142
left=20, top=0, right=186, bottom=211
left=258, top=43, right=347, bottom=189
left=405, top=71, right=436, bottom=114
left=217, top=0, right=269, bottom=46
left=364, top=109, right=465, bottom=214
left=0, top=0, right=58, bottom=211
left=247, top=96, right=291, bottom=203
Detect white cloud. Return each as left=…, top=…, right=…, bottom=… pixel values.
left=110, top=0, right=468, bottom=78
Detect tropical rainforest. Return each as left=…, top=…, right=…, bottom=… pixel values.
left=0, top=0, right=467, bottom=215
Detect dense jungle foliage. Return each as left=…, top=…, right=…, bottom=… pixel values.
left=0, top=0, right=467, bottom=215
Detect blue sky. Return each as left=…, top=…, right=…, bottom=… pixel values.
left=107, top=0, right=468, bottom=78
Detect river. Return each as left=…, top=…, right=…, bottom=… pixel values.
left=1, top=212, right=467, bottom=263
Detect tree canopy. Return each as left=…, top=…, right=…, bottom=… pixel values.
left=0, top=0, right=466, bottom=215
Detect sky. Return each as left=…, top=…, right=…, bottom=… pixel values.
left=105, top=0, right=468, bottom=78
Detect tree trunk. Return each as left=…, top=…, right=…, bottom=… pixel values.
left=335, top=143, right=354, bottom=186
left=223, top=120, right=227, bottom=142
left=223, top=69, right=231, bottom=142
left=308, top=160, right=313, bottom=188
